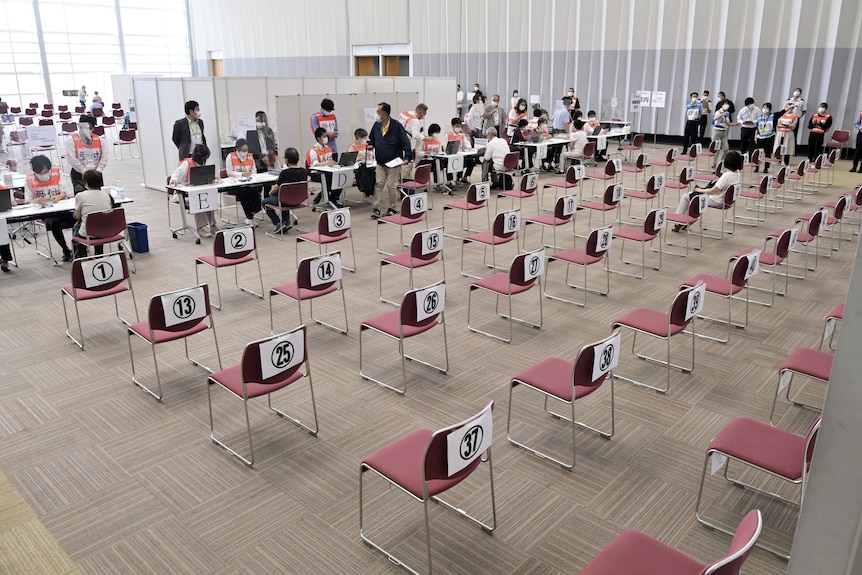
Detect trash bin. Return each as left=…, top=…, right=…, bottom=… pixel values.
left=127, top=222, right=149, bottom=253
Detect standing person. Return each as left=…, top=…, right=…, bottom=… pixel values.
left=776, top=102, right=799, bottom=165
left=507, top=97, right=528, bottom=138
left=565, top=88, right=581, bottom=117
left=368, top=102, right=413, bottom=218
left=225, top=138, right=261, bottom=224
left=482, top=128, right=512, bottom=190
left=754, top=103, right=776, bottom=173
left=682, top=92, right=703, bottom=153
left=397, top=103, right=428, bottom=179
left=711, top=100, right=736, bottom=168
left=456, top=84, right=464, bottom=118
left=807, top=103, right=833, bottom=162
left=465, top=94, right=484, bottom=142
left=552, top=98, right=574, bottom=170
left=510, top=89, right=520, bottom=111
left=310, top=98, right=339, bottom=161
left=65, top=115, right=107, bottom=194
left=262, top=148, right=305, bottom=233
left=171, top=100, right=206, bottom=162
left=698, top=90, right=712, bottom=140
left=717, top=91, right=735, bottom=115
left=737, top=97, right=759, bottom=159
left=482, top=95, right=503, bottom=138
left=851, top=109, right=862, bottom=172
left=785, top=87, right=808, bottom=144
left=249, top=111, right=277, bottom=171
left=169, top=145, right=218, bottom=238
left=26, top=155, right=75, bottom=262
left=78, top=86, right=87, bottom=109
left=72, top=169, right=113, bottom=259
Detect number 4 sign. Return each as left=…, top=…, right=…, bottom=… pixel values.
left=409, top=193, right=428, bottom=215
left=446, top=402, right=493, bottom=476
left=259, top=329, right=305, bottom=380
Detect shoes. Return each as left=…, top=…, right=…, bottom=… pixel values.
left=459, top=178, right=471, bottom=185
left=371, top=208, right=381, bottom=219
left=851, top=167, right=858, bottom=173
left=333, top=201, right=345, bottom=209
left=61, top=251, right=73, bottom=262
left=244, top=218, right=258, bottom=226
left=292, top=216, right=299, bottom=226
left=386, top=208, right=398, bottom=216
left=209, top=225, right=220, bottom=234
left=1, top=260, right=10, bottom=272
left=672, top=224, right=688, bottom=233
left=753, top=167, right=759, bottom=173
left=490, top=183, right=501, bottom=190
left=555, top=170, right=565, bottom=175
left=197, top=227, right=212, bottom=238
left=273, top=223, right=292, bottom=234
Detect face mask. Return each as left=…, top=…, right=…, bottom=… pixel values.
left=194, top=111, right=201, bottom=120
left=79, top=125, right=92, bottom=137
left=35, top=171, right=51, bottom=182
left=568, top=91, right=574, bottom=96
left=818, top=107, right=826, bottom=114
left=322, top=137, right=329, bottom=145
left=375, top=114, right=382, bottom=123
left=513, top=93, right=519, bottom=98
left=691, top=98, right=697, bottom=104
left=453, top=127, right=461, bottom=133
left=323, top=110, right=332, bottom=116
left=238, top=151, right=248, bottom=161
left=474, top=86, right=479, bottom=91
left=519, top=105, right=526, bottom=111
left=493, top=99, right=499, bottom=105
left=762, top=108, right=770, bottom=114
left=793, top=91, right=801, bottom=97
left=255, top=122, right=265, bottom=130
left=722, top=104, right=730, bottom=111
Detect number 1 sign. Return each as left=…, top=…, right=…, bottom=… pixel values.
left=81, top=254, right=124, bottom=288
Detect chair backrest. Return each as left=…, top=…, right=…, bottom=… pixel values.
left=85, top=208, right=127, bottom=240
left=729, top=253, right=755, bottom=289
left=573, top=328, right=621, bottom=395
left=827, top=148, right=838, bottom=164
left=113, top=109, right=125, bottom=118
left=801, top=209, right=825, bottom=237
left=687, top=144, right=698, bottom=158
left=669, top=281, right=706, bottom=329
left=75, top=106, right=85, bottom=114
left=38, top=119, right=53, bottom=126
left=749, top=148, right=761, bottom=164
left=633, top=153, right=646, bottom=170
left=43, top=103, right=53, bottom=110
left=92, top=107, right=104, bottom=117
left=412, top=163, right=432, bottom=186
left=147, top=284, right=213, bottom=332
left=400, top=280, right=446, bottom=329
left=708, top=140, right=719, bottom=153
left=553, top=194, right=578, bottom=222
left=10, top=106, right=21, bottom=114
left=631, top=133, right=644, bottom=148
left=665, top=147, right=677, bottom=163
left=93, top=125, right=105, bottom=136
left=721, top=183, right=741, bottom=208
left=604, top=159, right=621, bottom=177
left=855, top=185, right=862, bottom=208
left=213, top=226, right=256, bottom=261
left=409, top=226, right=444, bottom=263
left=585, top=226, right=614, bottom=258
left=520, top=172, right=539, bottom=196
left=119, top=129, right=136, bottom=143
left=677, top=165, right=694, bottom=186
left=278, top=181, right=309, bottom=207
left=832, top=194, right=848, bottom=220
left=603, top=183, right=624, bottom=206
left=712, top=161, right=724, bottom=178
left=509, top=248, right=544, bottom=288
left=502, top=151, right=520, bottom=171
left=466, top=182, right=491, bottom=206
left=24, top=108, right=36, bottom=116
left=644, top=207, right=667, bottom=235
left=685, top=193, right=708, bottom=218
left=492, top=209, right=521, bottom=240
left=58, top=105, right=68, bottom=112
left=424, top=400, right=494, bottom=482
left=793, top=159, right=807, bottom=177
left=583, top=141, right=596, bottom=158
left=755, top=175, right=772, bottom=197
left=241, top=325, right=308, bottom=386
left=318, top=207, right=351, bottom=238
left=19, top=117, right=32, bottom=126
left=645, top=173, right=665, bottom=197
left=768, top=228, right=796, bottom=260
left=833, top=129, right=850, bottom=143
left=59, top=111, right=72, bottom=120
left=70, top=251, right=131, bottom=295
left=774, top=166, right=787, bottom=186
left=803, top=417, right=822, bottom=480
left=101, top=116, right=115, bottom=127
left=297, top=251, right=343, bottom=293
left=40, top=109, right=52, bottom=118
left=111, top=102, right=122, bottom=109
left=702, top=509, right=763, bottom=575
left=564, top=164, right=585, bottom=185
left=400, top=192, right=428, bottom=218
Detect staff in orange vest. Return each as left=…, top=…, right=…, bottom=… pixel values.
left=65, top=114, right=107, bottom=194
left=25, top=154, right=75, bottom=261
left=807, top=102, right=833, bottom=162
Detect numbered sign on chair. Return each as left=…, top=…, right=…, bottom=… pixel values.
left=652, top=208, right=668, bottom=232
left=259, top=329, right=305, bottom=380
left=523, top=249, right=545, bottom=282
left=446, top=402, right=493, bottom=476
left=710, top=452, right=728, bottom=476
left=309, top=253, right=342, bottom=287
left=415, top=283, right=446, bottom=322
left=573, top=164, right=586, bottom=180
left=524, top=172, right=539, bottom=191
left=474, top=182, right=491, bottom=202
left=611, top=183, right=625, bottom=202
left=641, top=153, right=650, bottom=166
left=409, top=192, right=428, bottom=215
left=697, top=193, right=709, bottom=214
left=596, top=226, right=614, bottom=253
left=81, top=254, right=123, bottom=288
left=329, top=167, right=354, bottom=190
left=765, top=174, right=774, bottom=189
left=742, top=152, right=750, bottom=164
left=612, top=159, right=623, bottom=173
left=591, top=330, right=622, bottom=381
left=684, top=166, right=694, bottom=181
left=669, top=149, right=678, bottom=160
left=788, top=227, right=799, bottom=250
left=223, top=227, right=253, bottom=255
left=730, top=184, right=741, bottom=202
left=187, top=186, right=219, bottom=214
left=161, top=286, right=207, bottom=327
left=421, top=227, right=444, bottom=255
left=653, top=173, right=666, bottom=190
left=562, top=194, right=578, bottom=217
left=502, top=209, right=521, bottom=234
left=819, top=208, right=829, bottom=228
left=824, top=317, right=838, bottom=340
left=536, top=144, right=548, bottom=160
left=446, top=154, right=465, bottom=174
left=695, top=143, right=703, bottom=154
left=685, top=283, right=707, bottom=321
left=327, top=207, right=351, bottom=232
left=744, top=250, right=761, bottom=280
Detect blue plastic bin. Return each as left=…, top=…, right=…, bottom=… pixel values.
left=127, top=222, right=149, bottom=253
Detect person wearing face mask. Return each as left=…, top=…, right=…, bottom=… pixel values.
left=443, top=117, right=475, bottom=185
left=307, top=127, right=339, bottom=207
left=368, top=102, right=413, bottom=218
left=247, top=111, right=277, bottom=172
left=456, top=84, right=464, bottom=118
left=682, top=92, right=703, bottom=154
left=698, top=91, right=712, bottom=141
left=348, top=128, right=376, bottom=197
left=263, top=148, right=305, bottom=233
left=169, top=145, right=219, bottom=238
left=807, top=103, right=833, bottom=162
left=465, top=94, right=485, bottom=143
left=225, top=138, right=262, bottom=224
left=25, top=154, right=75, bottom=261
left=776, top=103, right=799, bottom=165
left=72, top=169, right=114, bottom=259
left=472, top=84, right=482, bottom=99
left=784, top=88, right=807, bottom=144
left=754, top=103, right=776, bottom=174
left=65, top=114, right=107, bottom=195
left=584, top=110, right=607, bottom=163
left=565, top=88, right=581, bottom=117
left=347, top=128, right=370, bottom=162
left=672, top=151, right=743, bottom=231
left=510, top=90, right=520, bottom=111
left=482, top=95, right=502, bottom=137
left=311, top=99, right=339, bottom=162
left=737, top=97, right=759, bottom=160
left=397, top=103, right=428, bottom=180
left=711, top=100, right=738, bottom=168
left=508, top=98, right=528, bottom=138
left=172, top=100, right=205, bottom=162
left=511, top=118, right=532, bottom=169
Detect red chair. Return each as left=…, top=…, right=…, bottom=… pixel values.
left=269, top=251, right=347, bottom=335
left=702, top=183, right=741, bottom=240
left=696, top=417, right=820, bottom=560
left=194, top=227, right=264, bottom=310
left=71, top=207, right=136, bottom=271
left=111, top=102, right=122, bottom=110
left=743, top=148, right=761, bottom=183
left=523, top=194, right=578, bottom=250
left=467, top=249, right=544, bottom=343
left=442, top=181, right=491, bottom=239
left=360, top=401, right=496, bottom=575
left=803, top=195, right=851, bottom=252
left=820, top=148, right=839, bottom=185
left=619, top=132, right=644, bottom=163
left=264, top=181, right=308, bottom=240
left=609, top=207, right=667, bottom=279
left=734, top=227, right=796, bottom=306
left=37, top=118, right=53, bottom=126
left=24, top=108, right=36, bottom=117
left=359, top=281, right=448, bottom=394
left=58, top=111, right=72, bottom=121
left=91, top=107, right=104, bottom=118
left=580, top=509, right=762, bottom=575
left=497, top=151, right=520, bottom=191
left=112, top=108, right=124, bottom=118
left=560, top=142, right=595, bottom=172
left=113, top=129, right=139, bottom=160
left=61, top=122, right=77, bottom=136
left=207, top=325, right=318, bottom=467
left=397, top=163, right=432, bottom=208
left=496, top=171, right=540, bottom=215
left=376, top=192, right=429, bottom=255
left=9, top=106, right=21, bottom=114
left=57, top=105, right=68, bottom=112
left=693, top=160, right=722, bottom=185
left=665, top=192, right=707, bottom=256
left=92, top=125, right=105, bottom=137
left=770, top=210, right=826, bottom=278
left=620, top=152, right=647, bottom=192
left=507, top=329, right=619, bottom=468
left=42, top=103, right=53, bottom=111
left=541, top=164, right=584, bottom=212
left=824, top=129, right=850, bottom=160
left=585, top=159, right=622, bottom=197
left=460, top=209, right=520, bottom=278
left=676, top=143, right=699, bottom=168
left=61, top=252, right=138, bottom=350
left=769, top=347, right=833, bottom=424
left=544, top=226, right=613, bottom=307
left=579, top=182, right=624, bottom=229
left=612, top=281, right=706, bottom=393
left=736, top=174, right=772, bottom=226
left=624, top=172, right=664, bottom=220
left=127, top=284, right=222, bottom=401
left=74, top=106, right=85, bottom=114
left=296, top=207, right=356, bottom=272
left=380, top=227, right=445, bottom=305
left=680, top=252, right=755, bottom=343
left=647, top=147, right=677, bottom=173
left=40, top=109, right=52, bottom=118
left=820, top=302, right=844, bottom=350
left=783, top=159, right=808, bottom=200
left=697, top=139, right=718, bottom=173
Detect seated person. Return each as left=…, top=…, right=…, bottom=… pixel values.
left=169, top=144, right=218, bottom=238
left=0, top=184, right=11, bottom=272
left=417, top=123, right=443, bottom=187
left=263, top=147, right=306, bottom=233
left=347, top=128, right=369, bottom=162
left=559, top=119, right=589, bottom=173
left=672, top=150, right=742, bottom=231
left=482, top=128, right=512, bottom=190
left=533, top=117, right=556, bottom=171
left=72, top=169, right=113, bottom=259
left=511, top=118, right=532, bottom=168
left=26, top=154, right=75, bottom=262
left=307, top=127, right=338, bottom=207
left=584, top=110, right=607, bottom=161
left=443, top=117, right=476, bottom=185
left=225, top=138, right=262, bottom=225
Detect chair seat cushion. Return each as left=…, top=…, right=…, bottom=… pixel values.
left=733, top=248, right=782, bottom=266
left=464, top=230, right=514, bottom=245
left=472, top=272, right=536, bottom=295
left=827, top=303, right=845, bottom=320
left=580, top=201, right=616, bottom=211
left=129, top=320, right=209, bottom=344
left=707, top=416, right=807, bottom=480
left=544, top=179, right=577, bottom=189
left=779, top=347, right=833, bottom=381
left=586, top=173, right=614, bottom=181
left=209, top=364, right=302, bottom=399
left=380, top=214, right=424, bottom=226
left=444, top=200, right=484, bottom=211
left=621, top=166, right=643, bottom=173
left=499, top=189, right=535, bottom=199
left=666, top=212, right=698, bottom=225
left=196, top=253, right=255, bottom=267
left=614, top=227, right=658, bottom=242
left=624, top=190, right=656, bottom=200
left=681, top=274, right=744, bottom=296
left=549, top=247, right=603, bottom=266
left=512, top=356, right=603, bottom=402
left=72, top=233, right=124, bottom=246
left=526, top=214, right=571, bottom=227
left=62, top=283, right=128, bottom=301
left=382, top=251, right=439, bottom=269
left=579, top=529, right=706, bottom=575
left=362, top=428, right=473, bottom=499
left=271, top=282, right=338, bottom=301
left=614, top=308, right=684, bottom=336
left=398, top=182, right=428, bottom=191
left=297, top=231, right=348, bottom=245
left=361, top=309, right=438, bottom=338
left=664, top=182, right=690, bottom=190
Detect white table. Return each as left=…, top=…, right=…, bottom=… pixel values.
left=309, top=164, right=360, bottom=211
left=512, top=137, right=571, bottom=170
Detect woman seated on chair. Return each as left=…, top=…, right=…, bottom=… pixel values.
left=263, top=147, right=306, bottom=234
left=169, top=144, right=218, bottom=238
left=72, top=169, right=113, bottom=259
left=673, top=150, right=742, bottom=231
left=225, top=138, right=262, bottom=225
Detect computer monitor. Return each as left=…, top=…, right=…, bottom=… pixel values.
left=445, top=140, right=461, bottom=155
left=338, top=151, right=358, bottom=166
left=189, top=165, right=216, bottom=186
left=0, top=188, right=11, bottom=212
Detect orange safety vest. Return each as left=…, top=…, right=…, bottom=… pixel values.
left=777, top=113, right=797, bottom=133
left=422, top=136, right=441, bottom=155
left=70, top=132, right=103, bottom=169
left=306, top=145, right=332, bottom=167
left=348, top=142, right=367, bottom=153
left=588, top=119, right=600, bottom=131
left=178, top=158, right=198, bottom=184
left=447, top=132, right=465, bottom=150
left=809, top=114, right=831, bottom=134
left=227, top=151, right=255, bottom=172
left=312, top=111, right=337, bottom=134
left=397, top=110, right=417, bottom=130
left=26, top=167, right=62, bottom=198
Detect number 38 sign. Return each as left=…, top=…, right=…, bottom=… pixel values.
left=258, top=329, right=305, bottom=380
left=591, top=330, right=622, bottom=381
left=446, top=402, right=494, bottom=476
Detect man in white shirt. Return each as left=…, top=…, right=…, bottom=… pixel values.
left=465, top=95, right=484, bottom=141
left=456, top=84, right=464, bottom=117
left=482, top=128, right=511, bottom=189
left=65, top=114, right=108, bottom=194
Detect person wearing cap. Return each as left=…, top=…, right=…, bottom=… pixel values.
left=65, top=114, right=108, bottom=194
left=310, top=98, right=339, bottom=161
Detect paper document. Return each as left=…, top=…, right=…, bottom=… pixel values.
left=385, top=157, right=405, bottom=168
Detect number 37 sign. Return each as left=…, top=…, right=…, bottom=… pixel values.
left=446, top=402, right=494, bottom=476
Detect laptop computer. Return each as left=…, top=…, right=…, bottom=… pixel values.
left=0, top=188, right=11, bottom=212
left=189, top=165, right=216, bottom=186
left=445, top=140, right=461, bottom=155
left=338, top=151, right=358, bottom=167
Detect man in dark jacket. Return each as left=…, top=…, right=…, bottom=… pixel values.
left=171, top=100, right=206, bottom=161
left=368, top=102, right=413, bottom=218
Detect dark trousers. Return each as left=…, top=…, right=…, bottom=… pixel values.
left=808, top=132, right=825, bottom=162
left=43, top=212, right=74, bottom=253
left=73, top=234, right=105, bottom=259
left=740, top=127, right=757, bottom=158
left=262, top=195, right=292, bottom=226
left=853, top=132, right=862, bottom=169
left=698, top=115, right=708, bottom=139
left=1, top=244, right=12, bottom=262
left=70, top=168, right=86, bottom=195
left=233, top=185, right=262, bottom=219
left=683, top=120, right=700, bottom=153
left=756, top=136, right=775, bottom=172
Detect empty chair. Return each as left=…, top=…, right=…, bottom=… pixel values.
left=74, top=106, right=85, bottom=114
left=612, top=281, right=706, bottom=393
left=771, top=210, right=826, bottom=278
left=664, top=192, right=707, bottom=256
left=359, top=401, right=496, bottom=575
left=820, top=302, right=844, bottom=350
left=269, top=251, right=348, bottom=335
left=194, top=227, right=264, bottom=310
left=113, top=129, right=139, bottom=160
left=442, top=181, right=491, bottom=239
left=296, top=207, right=356, bottom=272
left=397, top=163, right=432, bottom=207
left=112, top=108, right=124, bottom=118
left=579, top=509, right=762, bottom=575
left=265, top=181, right=308, bottom=239
left=609, top=207, right=667, bottom=279
left=207, top=325, right=318, bottom=467
left=802, top=195, right=850, bottom=252
left=460, top=209, right=520, bottom=279
left=111, top=102, right=122, bottom=109
left=58, top=111, right=72, bottom=120
left=696, top=417, right=820, bottom=559
left=61, top=122, right=77, bottom=136
left=769, top=347, right=833, bottom=424
left=579, top=183, right=624, bottom=229
left=496, top=172, right=540, bottom=215
left=585, top=159, right=622, bottom=198
left=742, top=148, right=761, bottom=183
left=380, top=227, right=445, bottom=305
left=697, top=139, right=718, bottom=173
left=624, top=172, right=664, bottom=220
left=620, top=152, right=648, bottom=192
left=543, top=226, right=613, bottom=307
left=824, top=128, right=850, bottom=159
left=37, top=118, right=53, bottom=126
left=523, top=194, right=578, bottom=250
left=619, top=132, right=645, bottom=163
left=359, top=281, right=448, bottom=394
left=127, top=284, right=222, bottom=401
left=467, top=249, right=544, bottom=343
left=733, top=227, right=796, bottom=306
left=507, top=329, right=619, bottom=469
left=376, top=192, right=429, bottom=255
left=647, top=147, right=677, bottom=173
left=541, top=164, right=584, bottom=212
left=61, top=252, right=138, bottom=350
left=693, top=160, right=722, bottom=186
